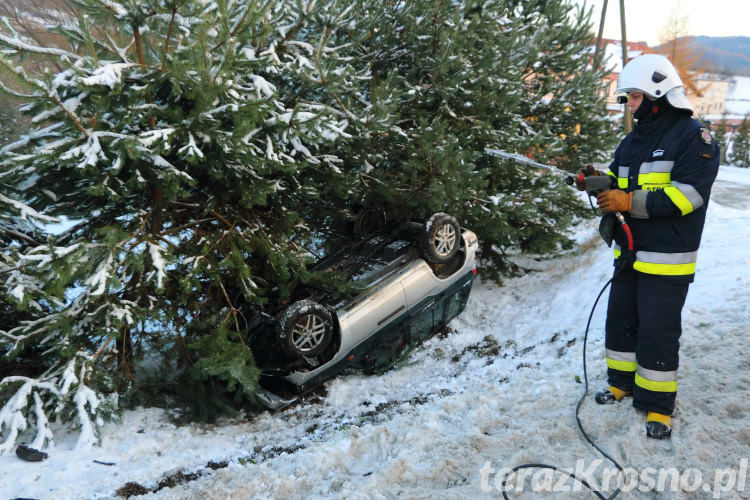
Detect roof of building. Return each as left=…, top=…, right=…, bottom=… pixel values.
left=597, top=39, right=655, bottom=73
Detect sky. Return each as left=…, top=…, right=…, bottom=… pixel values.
left=1, top=165, right=749, bottom=499
left=574, top=0, right=750, bottom=47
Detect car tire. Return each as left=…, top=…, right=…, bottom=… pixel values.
left=278, top=300, right=334, bottom=358
left=420, top=213, right=460, bottom=264
left=354, top=208, right=386, bottom=239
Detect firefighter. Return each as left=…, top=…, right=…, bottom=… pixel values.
left=579, top=54, right=720, bottom=439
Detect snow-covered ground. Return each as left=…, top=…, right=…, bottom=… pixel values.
left=2, top=166, right=749, bottom=500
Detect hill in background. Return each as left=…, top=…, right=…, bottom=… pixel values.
left=655, top=36, right=750, bottom=76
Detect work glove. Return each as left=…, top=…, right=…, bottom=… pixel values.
left=574, top=165, right=603, bottom=191
left=596, top=189, right=633, bottom=213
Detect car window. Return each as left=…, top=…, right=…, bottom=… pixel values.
left=444, top=288, right=465, bottom=321
left=410, top=301, right=435, bottom=343
left=360, top=318, right=410, bottom=373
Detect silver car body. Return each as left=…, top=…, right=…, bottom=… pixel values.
left=257, top=228, right=478, bottom=408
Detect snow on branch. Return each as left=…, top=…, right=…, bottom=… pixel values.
left=0, top=32, right=80, bottom=60
left=0, top=52, right=52, bottom=95
left=0, top=79, right=42, bottom=99
left=66, top=359, right=101, bottom=451
left=83, top=252, right=114, bottom=296
left=152, top=154, right=194, bottom=181
left=147, top=242, right=167, bottom=290
left=139, top=128, right=175, bottom=148
left=30, top=392, right=55, bottom=451
left=32, top=93, right=89, bottom=124
left=0, top=193, right=58, bottom=223
left=81, top=63, right=137, bottom=89
left=250, top=74, right=277, bottom=99
left=0, top=122, right=66, bottom=156
left=0, top=354, right=106, bottom=455
left=60, top=131, right=107, bottom=169
left=1, top=311, right=66, bottom=355
left=0, top=377, right=60, bottom=455
left=0, top=52, right=90, bottom=137
left=177, top=132, right=205, bottom=159
left=93, top=0, right=128, bottom=17
left=103, top=30, right=133, bottom=62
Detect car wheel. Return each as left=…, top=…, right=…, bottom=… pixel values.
left=278, top=300, right=334, bottom=358
left=420, top=213, right=460, bottom=264
left=354, top=208, right=386, bottom=239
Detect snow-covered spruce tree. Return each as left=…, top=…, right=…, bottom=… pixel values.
left=330, top=0, right=617, bottom=279
left=730, top=114, right=750, bottom=167
left=0, top=0, right=361, bottom=449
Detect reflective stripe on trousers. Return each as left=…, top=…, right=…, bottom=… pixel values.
left=635, top=366, right=678, bottom=393
left=606, top=349, right=636, bottom=372
left=614, top=245, right=697, bottom=276
left=606, top=351, right=677, bottom=392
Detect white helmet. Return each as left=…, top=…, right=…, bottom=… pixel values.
left=616, top=54, right=693, bottom=113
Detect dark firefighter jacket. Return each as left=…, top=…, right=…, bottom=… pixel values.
left=606, top=109, right=720, bottom=281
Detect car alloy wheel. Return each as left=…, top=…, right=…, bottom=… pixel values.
left=434, top=222, right=456, bottom=257
left=420, top=213, right=461, bottom=264
left=278, top=300, right=334, bottom=358
left=292, top=314, right=327, bottom=352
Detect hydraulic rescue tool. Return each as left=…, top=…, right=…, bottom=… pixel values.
left=484, top=148, right=634, bottom=252
left=484, top=147, right=613, bottom=196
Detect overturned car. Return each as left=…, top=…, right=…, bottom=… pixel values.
left=248, top=212, right=479, bottom=409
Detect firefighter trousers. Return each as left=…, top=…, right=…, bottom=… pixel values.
left=604, top=266, right=690, bottom=415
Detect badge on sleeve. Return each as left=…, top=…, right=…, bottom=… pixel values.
left=699, top=128, right=713, bottom=144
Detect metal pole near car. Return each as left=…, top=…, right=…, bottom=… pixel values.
left=592, top=0, right=608, bottom=70
left=619, top=0, right=632, bottom=133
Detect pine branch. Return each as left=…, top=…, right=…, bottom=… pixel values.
left=93, top=336, right=115, bottom=360
left=200, top=25, right=207, bottom=72
left=160, top=7, right=177, bottom=71
left=0, top=193, right=58, bottom=223
left=102, top=29, right=133, bottom=62
left=277, top=0, right=314, bottom=50
left=211, top=0, right=259, bottom=53
left=93, top=0, right=127, bottom=17
left=0, top=49, right=90, bottom=139
left=209, top=209, right=247, bottom=243
left=50, top=93, right=89, bottom=138
left=219, top=282, right=242, bottom=333
left=0, top=78, right=42, bottom=99
left=80, top=14, right=99, bottom=66
left=133, top=23, right=147, bottom=72
left=0, top=32, right=79, bottom=60
left=0, top=377, right=60, bottom=454
left=159, top=217, right=219, bottom=236
left=2, top=228, right=42, bottom=246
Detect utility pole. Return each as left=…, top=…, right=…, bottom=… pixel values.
left=593, top=0, right=608, bottom=70
left=619, top=0, right=632, bottom=132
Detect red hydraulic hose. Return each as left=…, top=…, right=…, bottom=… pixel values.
left=614, top=212, right=634, bottom=251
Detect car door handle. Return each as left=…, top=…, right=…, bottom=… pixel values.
left=377, top=305, right=405, bottom=326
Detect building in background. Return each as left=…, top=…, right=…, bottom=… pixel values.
left=705, top=76, right=750, bottom=133
left=689, top=74, right=731, bottom=119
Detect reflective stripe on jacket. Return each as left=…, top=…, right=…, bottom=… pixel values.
left=607, top=111, right=720, bottom=278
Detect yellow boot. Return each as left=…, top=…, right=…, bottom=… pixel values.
left=594, top=386, right=632, bottom=405
left=646, top=412, right=672, bottom=439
